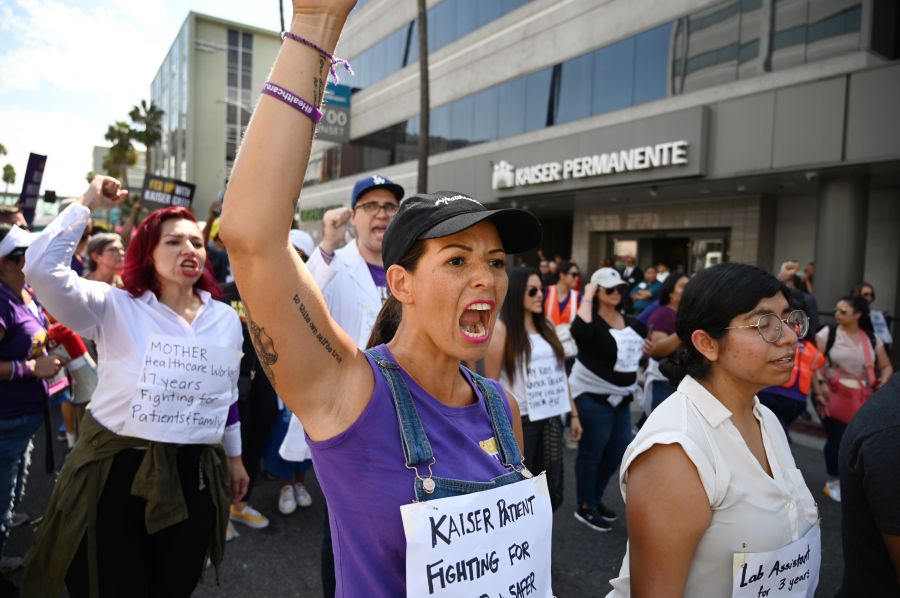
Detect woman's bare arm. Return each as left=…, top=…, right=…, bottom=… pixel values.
left=219, top=2, right=370, bottom=442
left=626, top=443, right=711, bottom=597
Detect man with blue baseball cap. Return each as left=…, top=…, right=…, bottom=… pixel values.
left=281, top=174, right=403, bottom=597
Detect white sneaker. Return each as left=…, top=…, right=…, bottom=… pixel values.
left=226, top=520, right=240, bottom=542
left=0, top=556, right=23, bottom=574
left=294, top=483, right=313, bottom=508
left=278, top=485, right=297, bottom=515
left=823, top=480, right=841, bottom=503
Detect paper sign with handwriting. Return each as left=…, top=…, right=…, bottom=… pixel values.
left=524, top=353, right=570, bottom=421
left=124, top=334, right=241, bottom=444
left=732, top=523, right=820, bottom=598
left=401, top=474, right=553, bottom=598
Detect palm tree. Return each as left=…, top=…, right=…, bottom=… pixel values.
left=2, top=164, right=15, bottom=194
left=104, top=121, right=137, bottom=189
left=416, top=0, right=430, bottom=193
left=129, top=100, right=164, bottom=175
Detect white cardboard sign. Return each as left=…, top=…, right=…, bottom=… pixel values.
left=401, top=474, right=553, bottom=598
left=732, top=523, right=820, bottom=598
left=125, top=334, right=241, bottom=444
left=524, top=356, right=570, bottom=421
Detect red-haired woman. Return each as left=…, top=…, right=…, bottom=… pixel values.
left=21, top=176, right=248, bottom=597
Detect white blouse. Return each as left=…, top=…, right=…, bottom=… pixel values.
left=608, top=376, right=819, bottom=597
left=24, top=203, right=243, bottom=451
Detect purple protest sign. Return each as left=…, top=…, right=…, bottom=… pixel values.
left=18, top=153, right=47, bottom=225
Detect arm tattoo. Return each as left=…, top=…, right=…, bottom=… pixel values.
left=293, top=293, right=343, bottom=364
left=313, top=55, right=326, bottom=106
left=244, top=304, right=279, bottom=383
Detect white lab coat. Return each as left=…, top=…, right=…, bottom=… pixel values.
left=279, top=240, right=384, bottom=461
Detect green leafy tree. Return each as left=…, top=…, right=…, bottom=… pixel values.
left=0, top=143, right=6, bottom=156
left=104, top=120, right=137, bottom=189
left=128, top=100, right=164, bottom=174
left=2, top=164, right=15, bottom=194
left=86, top=170, right=97, bottom=184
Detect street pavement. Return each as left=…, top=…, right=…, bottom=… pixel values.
left=8, top=414, right=843, bottom=597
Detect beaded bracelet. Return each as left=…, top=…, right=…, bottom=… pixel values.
left=281, top=31, right=354, bottom=84
left=260, top=82, right=324, bottom=123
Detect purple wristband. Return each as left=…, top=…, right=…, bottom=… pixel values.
left=281, top=31, right=354, bottom=84
left=260, top=82, right=323, bottom=123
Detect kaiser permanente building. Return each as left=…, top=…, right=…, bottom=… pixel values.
left=301, top=0, right=900, bottom=321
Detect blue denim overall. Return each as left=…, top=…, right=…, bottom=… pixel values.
left=365, top=348, right=532, bottom=501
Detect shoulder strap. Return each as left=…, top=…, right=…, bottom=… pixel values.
left=363, top=348, right=434, bottom=467
left=859, top=330, right=877, bottom=387
left=462, top=367, right=523, bottom=469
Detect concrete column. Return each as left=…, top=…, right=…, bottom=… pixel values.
left=813, top=176, right=869, bottom=314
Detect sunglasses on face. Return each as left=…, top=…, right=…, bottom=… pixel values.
left=862, top=291, right=874, bottom=298
left=568, top=271, right=580, bottom=277
left=527, top=286, right=541, bottom=298
left=603, top=285, right=625, bottom=295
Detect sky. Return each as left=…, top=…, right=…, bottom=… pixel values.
left=0, top=0, right=290, bottom=197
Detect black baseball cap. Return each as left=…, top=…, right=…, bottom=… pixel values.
left=382, top=191, right=542, bottom=269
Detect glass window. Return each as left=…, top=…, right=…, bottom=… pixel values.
left=557, top=52, right=593, bottom=125
left=430, top=103, right=452, bottom=154
left=497, top=77, right=526, bottom=138
left=477, top=1, right=503, bottom=26
left=431, top=1, right=456, bottom=52
left=633, top=22, right=672, bottom=104
left=472, top=86, right=499, bottom=144
left=228, top=49, right=238, bottom=65
left=242, top=32, right=252, bottom=49
left=227, top=69, right=238, bottom=87
left=383, top=28, right=404, bottom=74
left=771, top=0, right=808, bottom=69
left=242, top=73, right=252, bottom=89
left=228, top=29, right=238, bottom=48
left=455, top=0, right=480, bottom=39
left=406, top=21, right=419, bottom=65
left=450, top=95, right=474, bottom=149
left=592, top=37, right=634, bottom=115
left=524, top=67, right=552, bottom=132
left=227, top=105, right=237, bottom=124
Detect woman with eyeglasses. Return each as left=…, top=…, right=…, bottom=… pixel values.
left=609, top=262, right=819, bottom=597
left=485, top=267, right=582, bottom=511
left=568, top=267, right=649, bottom=532
left=0, top=225, right=65, bottom=577
left=815, top=295, right=892, bottom=503
left=84, top=233, right=125, bottom=288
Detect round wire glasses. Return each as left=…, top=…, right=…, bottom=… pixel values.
left=724, top=310, right=809, bottom=344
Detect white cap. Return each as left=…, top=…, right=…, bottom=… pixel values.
left=289, top=229, right=315, bottom=256
left=0, top=225, right=38, bottom=258
left=590, top=267, right=626, bottom=288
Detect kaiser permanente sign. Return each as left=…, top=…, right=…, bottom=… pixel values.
left=492, top=140, right=689, bottom=190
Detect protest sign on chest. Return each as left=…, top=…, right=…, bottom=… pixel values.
left=401, top=474, right=553, bottom=598
left=524, top=353, right=570, bottom=421
left=731, top=523, right=820, bottom=598
left=124, top=333, right=241, bottom=444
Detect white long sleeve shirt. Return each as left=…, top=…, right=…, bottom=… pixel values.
left=24, top=203, right=243, bottom=452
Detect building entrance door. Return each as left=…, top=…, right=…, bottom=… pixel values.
left=596, top=229, right=730, bottom=275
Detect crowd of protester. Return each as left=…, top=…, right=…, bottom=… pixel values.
left=1, top=2, right=898, bottom=596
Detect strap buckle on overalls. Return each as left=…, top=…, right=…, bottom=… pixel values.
left=518, top=457, right=533, bottom=479
left=406, top=456, right=437, bottom=494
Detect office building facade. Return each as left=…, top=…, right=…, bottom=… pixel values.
left=300, top=0, right=899, bottom=326
left=150, top=12, right=281, bottom=216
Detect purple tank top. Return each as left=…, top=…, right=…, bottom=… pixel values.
left=307, top=345, right=514, bottom=597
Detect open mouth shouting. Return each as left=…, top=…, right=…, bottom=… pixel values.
left=458, top=300, right=495, bottom=344
left=180, top=257, right=201, bottom=277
